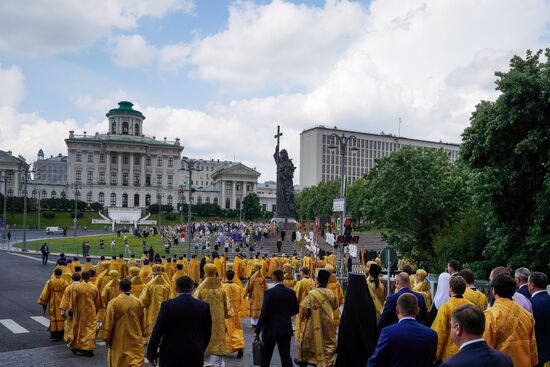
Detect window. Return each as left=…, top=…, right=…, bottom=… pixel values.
left=32, top=190, right=37, bottom=199
left=213, top=197, right=218, bottom=206
left=76, top=152, right=81, bottom=162
left=75, top=170, right=81, bottom=182
left=167, top=195, right=173, bottom=205
left=110, top=193, right=116, bottom=206
left=87, top=192, right=92, bottom=204
left=236, top=183, right=241, bottom=191
left=122, top=121, right=129, bottom=134
left=236, top=198, right=241, bottom=210
left=87, top=171, right=93, bottom=184
left=225, top=182, right=231, bottom=190
left=197, top=196, right=202, bottom=204
left=145, top=194, right=151, bottom=206
left=111, top=121, right=116, bottom=134
left=146, top=156, right=151, bottom=166
left=168, top=158, right=173, bottom=167
left=134, top=174, right=140, bottom=186
left=111, top=154, right=117, bottom=164
left=206, top=197, right=210, bottom=204
left=146, top=174, right=151, bottom=186
left=157, top=157, right=162, bottom=167
left=99, top=172, right=105, bottom=183
left=123, top=155, right=129, bottom=164
left=157, top=174, right=162, bottom=187
left=7, top=188, right=13, bottom=197
left=246, top=183, right=251, bottom=191
left=262, top=204, right=267, bottom=211
left=167, top=175, right=173, bottom=186
left=134, top=156, right=140, bottom=165
left=99, top=192, right=105, bottom=205
left=123, top=173, right=129, bottom=185
left=134, top=123, right=140, bottom=136
left=51, top=190, right=56, bottom=199
left=111, top=173, right=117, bottom=185
left=60, top=191, right=66, bottom=199
left=225, top=198, right=230, bottom=209
left=99, top=154, right=105, bottom=163
left=75, top=191, right=80, bottom=200
left=87, top=152, right=93, bottom=163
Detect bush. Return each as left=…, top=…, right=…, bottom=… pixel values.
left=70, top=211, right=84, bottom=219
left=89, top=202, right=103, bottom=211
left=165, top=212, right=176, bottom=220
left=42, top=211, right=56, bottom=219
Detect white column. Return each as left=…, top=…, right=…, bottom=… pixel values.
left=141, top=154, right=145, bottom=187
left=106, top=152, right=111, bottom=184
left=129, top=153, right=134, bottom=187
left=13, top=171, right=20, bottom=196
left=242, top=180, right=247, bottom=199
left=220, top=179, right=225, bottom=208
left=231, top=180, right=236, bottom=209
left=117, top=153, right=122, bottom=185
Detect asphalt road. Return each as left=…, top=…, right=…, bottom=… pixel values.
left=0, top=229, right=111, bottom=251
left=0, top=250, right=294, bottom=366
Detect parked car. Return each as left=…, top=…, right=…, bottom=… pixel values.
left=46, top=226, right=64, bottom=235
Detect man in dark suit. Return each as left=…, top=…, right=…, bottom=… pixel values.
left=147, top=276, right=212, bottom=367
left=441, top=304, right=512, bottom=367
left=254, top=269, right=299, bottom=367
left=515, top=267, right=532, bottom=299
left=378, top=272, right=428, bottom=331
left=367, top=293, right=437, bottom=367
left=529, top=271, right=550, bottom=367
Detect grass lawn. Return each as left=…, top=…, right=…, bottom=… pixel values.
left=4, top=211, right=106, bottom=230
left=23, top=234, right=196, bottom=258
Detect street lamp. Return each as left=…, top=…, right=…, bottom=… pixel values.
left=180, top=157, right=201, bottom=258
left=156, top=191, right=164, bottom=227
left=67, top=183, right=81, bottom=237
left=328, top=132, right=358, bottom=276
left=0, top=173, right=7, bottom=242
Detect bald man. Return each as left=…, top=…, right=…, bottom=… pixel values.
left=378, top=272, right=428, bottom=332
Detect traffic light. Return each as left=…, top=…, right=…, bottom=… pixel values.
left=344, top=217, right=352, bottom=244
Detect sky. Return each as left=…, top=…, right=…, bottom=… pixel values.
left=0, top=0, right=549, bottom=183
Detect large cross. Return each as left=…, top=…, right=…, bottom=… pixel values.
left=274, top=125, right=283, bottom=151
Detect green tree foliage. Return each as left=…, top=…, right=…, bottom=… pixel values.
left=362, top=147, right=466, bottom=268
left=296, top=180, right=339, bottom=220
left=461, top=49, right=550, bottom=272
left=346, top=177, right=368, bottom=222
left=242, top=193, right=262, bottom=220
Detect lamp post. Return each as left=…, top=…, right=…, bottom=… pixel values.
left=156, top=192, right=164, bottom=227
left=68, top=183, right=81, bottom=237
left=180, top=157, right=201, bottom=258
left=328, top=132, right=358, bottom=276
left=0, top=173, right=6, bottom=242
left=37, top=189, right=41, bottom=230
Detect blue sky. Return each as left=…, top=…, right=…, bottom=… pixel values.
left=0, top=0, right=549, bottom=182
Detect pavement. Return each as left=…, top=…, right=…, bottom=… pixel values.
left=0, top=250, right=295, bottom=366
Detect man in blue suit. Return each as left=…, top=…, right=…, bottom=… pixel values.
left=254, top=269, right=299, bottom=367
left=515, top=267, right=532, bottom=299
left=367, top=293, right=437, bottom=367
left=529, top=271, right=550, bottom=367
left=378, top=272, right=428, bottom=332
left=441, top=304, right=512, bottom=367
left=147, top=276, right=212, bottom=367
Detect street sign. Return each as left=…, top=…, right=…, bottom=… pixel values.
left=332, top=198, right=345, bottom=212
left=380, top=246, right=397, bottom=266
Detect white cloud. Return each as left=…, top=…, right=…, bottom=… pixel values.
left=73, top=90, right=133, bottom=113
left=0, top=64, right=25, bottom=107
left=108, top=35, right=191, bottom=70
left=0, top=0, right=194, bottom=55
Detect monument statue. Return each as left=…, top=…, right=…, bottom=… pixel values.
left=273, top=125, right=297, bottom=220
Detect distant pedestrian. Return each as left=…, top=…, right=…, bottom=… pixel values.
left=99, top=239, right=104, bottom=250
left=7, top=231, right=11, bottom=242
left=124, top=240, right=131, bottom=255
left=40, top=242, right=49, bottom=265
left=111, top=240, right=116, bottom=255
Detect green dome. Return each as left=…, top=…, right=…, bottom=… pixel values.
left=106, top=101, right=145, bottom=119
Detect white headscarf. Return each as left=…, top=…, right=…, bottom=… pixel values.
left=433, top=272, right=451, bottom=309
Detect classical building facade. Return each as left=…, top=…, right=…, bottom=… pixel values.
left=0, top=150, right=29, bottom=198
left=300, top=126, right=461, bottom=187
left=33, top=150, right=67, bottom=184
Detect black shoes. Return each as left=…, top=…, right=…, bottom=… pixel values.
left=237, top=350, right=244, bottom=359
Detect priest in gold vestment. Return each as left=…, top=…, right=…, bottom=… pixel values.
left=223, top=270, right=245, bottom=358
left=294, top=266, right=315, bottom=343
left=69, top=271, right=100, bottom=356
left=244, top=263, right=268, bottom=327
left=324, top=264, right=344, bottom=328
left=412, top=269, right=433, bottom=312
left=38, top=268, right=67, bottom=341
left=140, top=265, right=171, bottom=340
left=59, top=272, right=81, bottom=347
left=98, top=279, right=147, bottom=367
left=296, top=269, right=338, bottom=367
left=366, top=262, right=385, bottom=319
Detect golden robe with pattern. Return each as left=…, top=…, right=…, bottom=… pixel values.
left=139, top=264, right=153, bottom=284
left=69, top=281, right=100, bottom=351
left=297, top=288, right=338, bottom=367
left=214, top=258, right=223, bottom=279
left=59, top=281, right=79, bottom=346
left=484, top=298, right=538, bottom=367
left=101, top=278, right=121, bottom=313
left=130, top=275, right=145, bottom=299
left=37, top=276, right=67, bottom=332
left=283, top=273, right=297, bottom=289
left=244, top=270, right=268, bottom=319
left=171, top=270, right=187, bottom=294
left=464, top=287, right=488, bottom=310
left=233, top=256, right=244, bottom=279
left=98, top=293, right=147, bottom=367
left=413, top=281, right=433, bottom=311
left=432, top=296, right=472, bottom=362
left=367, top=276, right=385, bottom=319
left=294, top=277, right=315, bottom=343
left=139, top=276, right=171, bottom=339
left=326, top=275, right=344, bottom=327
left=194, top=277, right=234, bottom=355
left=188, top=258, right=200, bottom=284
left=223, top=282, right=245, bottom=353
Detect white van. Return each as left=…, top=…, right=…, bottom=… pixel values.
left=46, top=227, right=64, bottom=235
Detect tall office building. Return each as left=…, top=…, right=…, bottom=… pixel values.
left=299, top=126, right=460, bottom=187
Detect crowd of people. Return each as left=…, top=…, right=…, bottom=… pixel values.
left=36, top=248, right=549, bottom=367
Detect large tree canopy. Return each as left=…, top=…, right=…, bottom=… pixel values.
left=242, top=193, right=262, bottom=220
left=362, top=147, right=466, bottom=268
left=296, top=180, right=339, bottom=220
left=461, top=49, right=550, bottom=272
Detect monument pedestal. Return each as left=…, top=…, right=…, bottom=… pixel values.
left=271, top=217, right=297, bottom=232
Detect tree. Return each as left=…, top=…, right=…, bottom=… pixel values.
left=362, top=146, right=467, bottom=269
left=241, top=193, right=262, bottom=220
left=296, top=180, right=339, bottom=220
left=346, top=177, right=368, bottom=222
left=461, top=49, right=550, bottom=273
